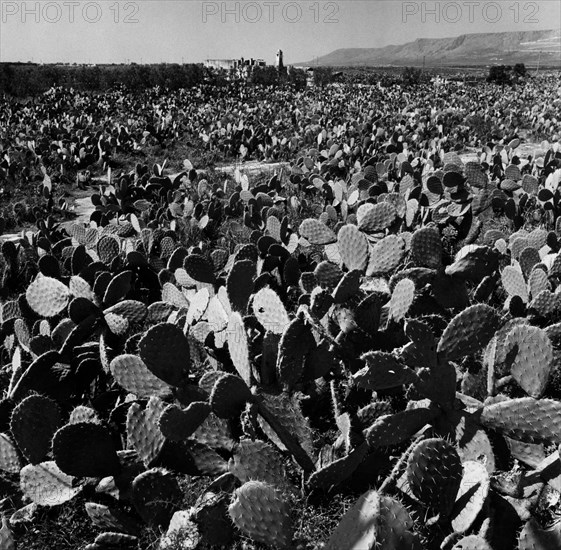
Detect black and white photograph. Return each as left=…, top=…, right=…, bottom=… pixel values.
left=0, top=1, right=561, bottom=549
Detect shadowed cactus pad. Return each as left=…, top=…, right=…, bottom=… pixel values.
left=437, top=304, right=500, bottom=361
left=132, top=468, right=182, bottom=527
left=410, top=226, right=442, bottom=269
left=364, top=408, right=437, bottom=448
left=406, top=437, right=462, bottom=517
left=52, top=422, right=120, bottom=478
left=210, top=374, right=252, bottom=419
left=138, top=323, right=190, bottom=386
left=159, top=402, right=211, bottom=441
left=10, top=394, right=62, bottom=464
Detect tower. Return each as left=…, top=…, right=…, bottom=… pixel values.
left=276, top=49, right=284, bottom=72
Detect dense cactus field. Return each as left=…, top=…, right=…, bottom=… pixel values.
left=0, top=73, right=561, bottom=549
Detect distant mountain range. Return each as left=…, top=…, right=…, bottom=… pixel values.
left=298, top=29, right=560, bottom=67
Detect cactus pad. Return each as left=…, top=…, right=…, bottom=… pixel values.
left=228, top=480, right=293, bottom=549
left=26, top=276, right=70, bottom=317
left=20, top=461, right=82, bottom=506
left=138, top=323, right=190, bottom=386
left=506, top=325, right=553, bottom=398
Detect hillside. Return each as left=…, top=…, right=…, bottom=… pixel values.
left=298, top=29, right=560, bottom=67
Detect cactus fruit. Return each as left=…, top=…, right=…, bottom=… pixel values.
left=337, top=224, right=369, bottom=272
left=52, top=422, right=120, bottom=478
left=126, top=397, right=166, bottom=466
left=20, top=461, right=83, bottom=506
left=299, top=218, right=337, bottom=245
left=505, top=325, right=553, bottom=398
left=138, top=323, right=190, bottom=386
left=131, top=468, right=182, bottom=527
left=159, top=402, right=211, bottom=442
left=228, top=480, right=293, bottom=549
left=324, top=490, right=421, bottom=550
left=481, top=398, right=561, bottom=444
left=437, top=304, right=500, bottom=360
left=406, top=438, right=462, bottom=517
left=110, top=354, right=171, bottom=397
left=10, top=394, right=62, bottom=464
left=26, top=276, right=70, bottom=317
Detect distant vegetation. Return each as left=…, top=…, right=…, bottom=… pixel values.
left=487, top=63, right=528, bottom=85
left=0, top=63, right=208, bottom=97
left=0, top=62, right=311, bottom=97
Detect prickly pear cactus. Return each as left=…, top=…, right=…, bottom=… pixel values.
left=406, top=438, right=462, bottom=517
left=228, top=480, right=293, bottom=549
left=26, top=276, right=70, bottom=317
left=324, top=490, right=421, bottom=550
left=505, top=325, right=553, bottom=398
left=131, top=468, right=183, bottom=527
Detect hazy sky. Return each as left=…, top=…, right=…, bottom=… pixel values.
left=0, top=0, right=559, bottom=64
